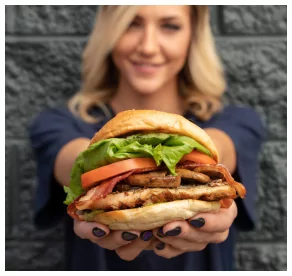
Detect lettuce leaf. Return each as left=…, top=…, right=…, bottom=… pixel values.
left=64, top=133, right=212, bottom=205
left=83, top=209, right=104, bottom=221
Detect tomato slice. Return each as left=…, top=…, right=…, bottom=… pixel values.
left=81, top=151, right=216, bottom=190
left=180, top=150, right=217, bottom=164
left=81, top=158, right=157, bottom=189
left=220, top=199, right=234, bottom=208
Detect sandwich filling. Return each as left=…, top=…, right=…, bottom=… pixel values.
left=64, top=132, right=246, bottom=221
left=66, top=164, right=245, bottom=221
left=64, top=133, right=214, bottom=204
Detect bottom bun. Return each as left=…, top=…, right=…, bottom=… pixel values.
left=84, top=199, right=221, bottom=231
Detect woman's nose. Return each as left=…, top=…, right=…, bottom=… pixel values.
left=137, top=27, right=159, bottom=56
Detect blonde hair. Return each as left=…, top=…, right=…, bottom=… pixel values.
left=69, top=5, right=226, bottom=122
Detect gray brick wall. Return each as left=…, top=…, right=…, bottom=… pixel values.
left=5, top=5, right=287, bottom=271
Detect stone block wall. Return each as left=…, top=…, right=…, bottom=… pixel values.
left=5, top=5, right=287, bottom=270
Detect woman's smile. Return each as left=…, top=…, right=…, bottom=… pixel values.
left=131, top=61, right=163, bottom=75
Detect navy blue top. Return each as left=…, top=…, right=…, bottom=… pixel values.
left=29, top=104, right=266, bottom=271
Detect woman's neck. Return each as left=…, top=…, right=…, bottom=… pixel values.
left=110, top=79, right=185, bottom=115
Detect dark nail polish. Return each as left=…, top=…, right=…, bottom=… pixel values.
left=157, top=227, right=165, bottom=238
left=122, top=232, right=138, bottom=241
left=92, top=227, right=106, bottom=238
left=141, top=231, right=153, bottom=241
left=190, top=218, right=205, bottom=228
left=165, top=226, right=181, bottom=237
left=156, top=242, right=165, bottom=250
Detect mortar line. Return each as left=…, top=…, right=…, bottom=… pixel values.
left=215, top=36, right=286, bottom=42
left=5, top=5, right=16, bottom=34
left=6, top=146, right=20, bottom=234
left=5, top=34, right=287, bottom=43
left=209, top=5, right=220, bottom=35
left=5, top=35, right=89, bottom=43
left=236, top=241, right=287, bottom=246
left=5, top=138, right=31, bottom=146
left=5, top=238, right=288, bottom=244
left=5, top=237, right=65, bottom=242
left=216, top=5, right=225, bottom=35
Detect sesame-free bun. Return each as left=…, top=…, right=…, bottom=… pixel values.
left=89, top=110, right=219, bottom=162
left=83, top=199, right=221, bottom=231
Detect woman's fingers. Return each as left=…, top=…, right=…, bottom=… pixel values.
left=144, top=236, right=159, bottom=250
left=96, top=230, right=141, bottom=250
left=188, top=201, right=238, bottom=233
left=73, top=220, right=141, bottom=251
left=152, top=240, right=185, bottom=259
left=115, top=231, right=156, bottom=261
left=73, top=220, right=110, bottom=240
left=153, top=227, right=209, bottom=251
left=73, top=201, right=237, bottom=260
left=151, top=202, right=237, bottom=247
left=73, top=220, right=158, bottom=261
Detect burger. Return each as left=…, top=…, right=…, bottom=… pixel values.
left=64, top=110, right=246, bottom=231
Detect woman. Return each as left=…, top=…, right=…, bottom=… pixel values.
left=29, top=5, right=265, bottom=270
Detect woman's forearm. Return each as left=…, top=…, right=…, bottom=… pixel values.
left=54, top=138, right=90, bottom=187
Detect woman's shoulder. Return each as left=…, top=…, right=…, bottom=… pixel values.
left=186, top=104, right=267, bottom=141
left=186, top=104, right=264, bottom=127
left=29, top=104, right=112, bottom=139
left=29, top=104, right=91, bottom=137
left=31, top=104, right=111, bottom=125
left=207, top=104, right=267, bottom=141
left=30, top=104, right=99, bottom=130
left=210, top=104, right=265, bottom=128
left=31, top=105, right=75, bottom=123
left=217, top=104, right=260, bottom=118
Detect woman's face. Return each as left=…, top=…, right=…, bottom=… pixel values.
left=112, top=5, right=192, bottom=95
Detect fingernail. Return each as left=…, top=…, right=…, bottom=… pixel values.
left=190, top=218, right=205, bottom=228
left=122, top=232, right=138, bottom=241
left=165, top=226, right=181, bottom=237
left=156, top=242, right=165, bottom=250
left=157, top=227, right=165, bottom=238
left=140, top=231, right=153, bottom=241
left=92, top=227, right=106, bottom=238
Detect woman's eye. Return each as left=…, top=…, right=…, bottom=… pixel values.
left=162, top=24, right=181, bottom=31
left=128, top=21, right=141, bottom=29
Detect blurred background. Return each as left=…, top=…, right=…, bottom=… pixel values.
left=5, top=5, right=287, bottom=271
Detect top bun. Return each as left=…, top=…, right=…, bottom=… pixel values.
left=89, top=109, right=219, bottom=162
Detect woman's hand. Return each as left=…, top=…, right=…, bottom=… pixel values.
left=151, top=199, right=238, bottom=259
left=72, top=199, right=237, bottom=260
left=73, top=220, right=155, bottom=261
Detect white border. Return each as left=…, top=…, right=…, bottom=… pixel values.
left=2, top=1, right=291, bottom=5
left=3, top=2, right=289, bottom=274
left=2, top=2, right=6, bottom=272
left=286, top=3, right=290, bottom=274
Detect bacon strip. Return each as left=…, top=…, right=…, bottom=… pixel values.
left=178, top=162, right=246, bottom=198
left=83, top=171, right=134, bottom=202
left=67, top=193, right=86, bottom=220
left=70, top=167, right=157, bottom=212
left=67, top=172, right=134, bottom=220
left=67, top=167, right=157, bottom=219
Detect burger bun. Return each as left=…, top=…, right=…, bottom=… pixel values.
left=83, top=199, right=221, bottom=231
